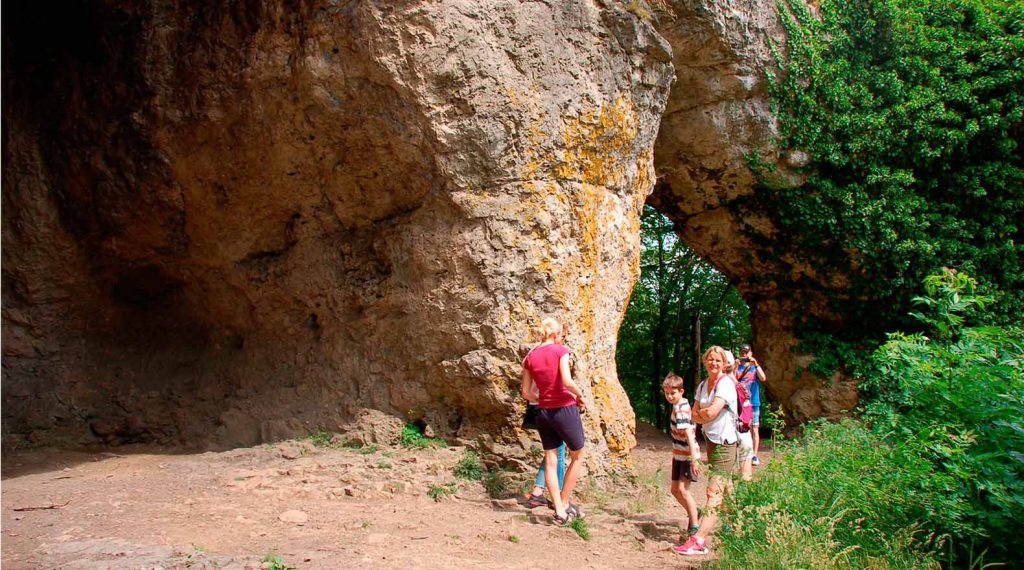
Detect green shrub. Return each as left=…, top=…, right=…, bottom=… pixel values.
left=482, top=469, right=507, bottom=498
left=260, top=552, right=296, bottom=570
left=716, top=270, right=1024, bottom=568
left=862, top=269, right=1024, bottom=565
left=401, top=424, right=446, bottom=449
left=713, top=420, right=942, bottom=569
left=453, top=450, right=483, bottom=480
left=427, top=482, right=457, bottom=502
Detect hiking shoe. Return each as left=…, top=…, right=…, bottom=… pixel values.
left=751, top=455, right=761, bottom=466
left=525, top=494, right=548, bottom=508
left=672, top=536, right=708, bottom=556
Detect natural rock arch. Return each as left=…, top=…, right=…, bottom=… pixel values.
left=2, top=0, right=849, bottom=470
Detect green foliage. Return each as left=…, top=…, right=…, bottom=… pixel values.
left=759, top=0, right=1024, bottom=334
left=567, top=517, right=591, bottom=541
left=427, top=482, right=457, bottom=501
left=862, top=269, right=1024, bottom=565
left=453, top=450, right=483, bottom=480
left=400, top=424, right=446, bottom=449
left=617, top=205, right=751, bottom=426
left=713, top=421, right=943, bottom=569
left=260, top=552, right=297, bottom=570
left=716, top=270, right=1024, bottom=568
left=306, top=428, right=333, bottom=448
left=482, top=469, right=507, bottom=498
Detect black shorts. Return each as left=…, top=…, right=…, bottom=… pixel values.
left=536, top=405, right=585, bottom=452
left=671, top=458, right=698, bottom=483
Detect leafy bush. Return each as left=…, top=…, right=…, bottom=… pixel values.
left=862, top=269, right=1024, bottom=565
left=482, top=469, right=507, bottom=498
left=757, top=0, right=1024, bottom=335
left=716, top=270, right=1024, bottom=568
left=714, top=420, right=943, bottom=569
left=427, top=482, right=457, bottom=502
left=400, top=424, right=446, bottom=449
left=453, top=450, right=483, bottom=481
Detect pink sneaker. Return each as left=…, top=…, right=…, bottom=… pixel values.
left=672, top=536, right=709, bottom=556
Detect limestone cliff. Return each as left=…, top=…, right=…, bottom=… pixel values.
left=3, top=0, right=855, bottom=469
left=2, top=1, right=673, bottom=467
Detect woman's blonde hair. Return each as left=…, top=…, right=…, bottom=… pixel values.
left=702, top=345, right=729, bottom=364
left=536, top=317, right=562, bottom=341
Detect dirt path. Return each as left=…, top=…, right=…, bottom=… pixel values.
left=2, top=425, right=764, bottom=569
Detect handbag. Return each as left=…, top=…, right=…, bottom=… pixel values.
left=521, top=403, right=540, bottom=431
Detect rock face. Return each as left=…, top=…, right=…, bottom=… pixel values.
left=2, top=1, right=674, bottom=465
left=650, top=0, right=858, bottom=421
left=3, top=0, right=855, bottom=464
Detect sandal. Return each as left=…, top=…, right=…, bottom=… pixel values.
left=566, top=504, right=584, bottom=519
left=525, top=494, right=548, bottom=508
left=552, top=511, right=578, bottom=526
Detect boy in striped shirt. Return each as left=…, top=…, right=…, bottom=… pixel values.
left=663, top=373, right=702, bottom=538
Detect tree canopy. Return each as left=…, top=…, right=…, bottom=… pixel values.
left=756, top=0, right=1024, bottom=339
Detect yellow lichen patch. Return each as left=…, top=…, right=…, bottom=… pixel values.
left=556, top=94, right=640, bottom=188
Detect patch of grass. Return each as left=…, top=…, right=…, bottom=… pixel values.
left=577, top=475, right=610, bottom=513
left=453, top=450, right=483, bottom=480
left=428, top=482, right=457, bottom=502
left=401, top=424, right=446, bottom=449
left=260, top=551, right=296, bottom=570
left=307, top=428, right=333, bottom=448
left=567, top=517, right=591, bottom=541
left=357, top=444, right=379, bottom=455
left=627, top=467, right=665, bottom=515
left=483, top=469, right=507, bottom=498
left=377, top=460, right=392, bottom=469
left=361, top=520, right=372, bottom=529
left=508, top=534, right=520, bottom=543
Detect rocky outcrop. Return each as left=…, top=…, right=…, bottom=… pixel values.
left=3, top=0, right=858, bottom=466
left=2, top=1, right=674, bottom=466
left=650, top=0, right=857, bottom=420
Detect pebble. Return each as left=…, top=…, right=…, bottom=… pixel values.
left=278, top=510, right=308, bottom=525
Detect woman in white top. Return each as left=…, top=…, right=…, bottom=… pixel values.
left=674, top=345, right=738, bottom=556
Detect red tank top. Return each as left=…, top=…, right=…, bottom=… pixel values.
left=524, top=344, right=576, bottom=408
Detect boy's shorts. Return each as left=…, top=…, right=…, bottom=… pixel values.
left=752, top=406, right=761, bottom=426
left=536, top=405, right=585, bottom=451
left=671, top=458, right=699, bottom=483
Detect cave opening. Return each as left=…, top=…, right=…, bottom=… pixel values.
left=615, top=203, right=752, bottom=433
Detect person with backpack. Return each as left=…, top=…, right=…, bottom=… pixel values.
left=725, top=350, right=755, bottom=481
left=735, top=344, right=767, bottom=465
left=674, top=345, right=738, bottom=556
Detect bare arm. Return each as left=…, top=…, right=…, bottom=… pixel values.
left=559, top=354, right=586, bottom=409
left=521, top=367, right=538, bottom=403
left=692, top=396, right=727, bottom=424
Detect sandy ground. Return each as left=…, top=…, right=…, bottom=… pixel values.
left=2, top=424, right=768, bottom=569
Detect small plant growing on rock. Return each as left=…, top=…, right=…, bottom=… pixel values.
left=428, top=482, right=457, bottom=501
left=483, top=469, right=507, bottom=498
left=401, top=424, right=446, bottom=449
left=508, top=534, right=520, bottom=543
left=453, top=450, right=483, bottom=480
left=307, top=428, right=333, bottom=448
left=260, top=551, right=296, bottom=570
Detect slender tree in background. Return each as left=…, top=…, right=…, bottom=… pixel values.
left=616, top=205, right=751, bottom=428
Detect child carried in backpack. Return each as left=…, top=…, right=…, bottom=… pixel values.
left=662, top=373, right=702, bottom=538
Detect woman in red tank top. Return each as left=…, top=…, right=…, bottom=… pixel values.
left=521, top=317, right=588, bottom=526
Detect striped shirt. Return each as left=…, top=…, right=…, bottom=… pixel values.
left=670, top=400, right=696, bottom=458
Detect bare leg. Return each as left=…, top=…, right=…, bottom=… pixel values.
left=544, top=449, right=566, bottom=517
left=559, top=446, right=585, bottom=510
left=753, top=425, right=761, bottom=458
left=671, top=480, right=700, bottom=530
left=694, top=475, right=726, bottom=541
